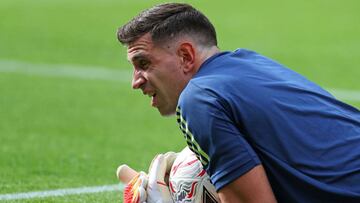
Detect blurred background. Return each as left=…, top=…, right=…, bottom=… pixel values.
left=0, top=0, right=359, bottom=202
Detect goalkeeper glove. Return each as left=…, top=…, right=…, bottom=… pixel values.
left=146, top=152, right=178, bottom=203
left=123, top=172, right=148, bottom=203
left=122, top=152, right=178, bottom=203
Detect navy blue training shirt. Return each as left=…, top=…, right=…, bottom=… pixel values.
left=176, top=49, right=360, bottom=202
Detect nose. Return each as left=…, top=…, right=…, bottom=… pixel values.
left=132, top=70, right=146, bottom=89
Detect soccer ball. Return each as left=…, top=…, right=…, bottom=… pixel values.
left=169, top=147, right=220, bottom=203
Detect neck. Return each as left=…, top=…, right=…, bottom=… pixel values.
left=194, top=46, right=220, bottom=72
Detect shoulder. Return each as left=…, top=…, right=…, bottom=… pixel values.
left=178, top=80, right=221, bottom=113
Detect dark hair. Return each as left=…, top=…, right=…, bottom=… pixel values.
left=117, top=3, right=217, bottom=47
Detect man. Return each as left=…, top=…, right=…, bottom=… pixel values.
left=117, top=3, right=360, bottom=203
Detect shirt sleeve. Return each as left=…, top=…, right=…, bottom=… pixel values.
left=176, top=82, right=261, bottom=191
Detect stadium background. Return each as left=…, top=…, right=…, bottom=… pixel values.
left=0, top=0, right=359, bottom=202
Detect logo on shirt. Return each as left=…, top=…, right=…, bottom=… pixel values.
left=176, top=106, right=210, bottom=167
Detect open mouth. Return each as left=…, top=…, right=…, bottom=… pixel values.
left=151, top=94, right=157, bottom=107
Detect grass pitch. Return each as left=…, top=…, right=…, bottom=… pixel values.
left=0, top=0, right=359, bottom=202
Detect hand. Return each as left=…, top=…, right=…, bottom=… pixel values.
left=146, top=152, right=178, bottom=203
left=123, top=171, right=148, bottom=203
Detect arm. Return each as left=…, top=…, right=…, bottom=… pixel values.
left=178, top=84, right=277, bottom=203
left=218, top=165, right=277, bottom=203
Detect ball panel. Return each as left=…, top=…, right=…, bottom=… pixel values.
left=169, top=147, right=220, bottom=203
left=203, top=186, right=219, bottom=203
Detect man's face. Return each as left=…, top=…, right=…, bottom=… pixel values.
left=127, top=34, right=187, bottom=116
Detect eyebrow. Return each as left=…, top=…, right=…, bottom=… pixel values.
left=128, top=53, right=150, bottom=63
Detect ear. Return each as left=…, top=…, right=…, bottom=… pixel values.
left=177, top=42, right=195, bottom=74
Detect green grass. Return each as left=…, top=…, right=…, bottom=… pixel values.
left=1, top=0, right=359, bottom=88
left=0, top=0, right=359, bottom=202
left=6, top=191, right=119, bottom=203
left=0, top=73, right=184, bottom=202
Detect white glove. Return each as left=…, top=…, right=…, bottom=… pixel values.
left=123, top=172, right=148, bottom=203
left=146, top=152, right=178, bottom=203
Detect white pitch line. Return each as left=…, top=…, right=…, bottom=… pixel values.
left=0, top=184, right=124, bottom=201
left=0, top=60, right=359, bottom=102
left=0, top=60, right=132, bottom=82
left=327, top=88, right=360, bottom=102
